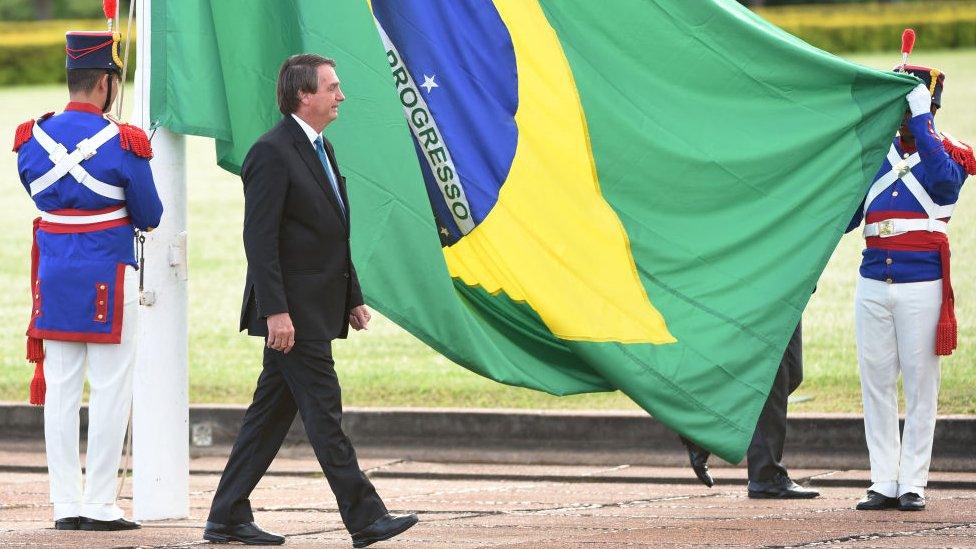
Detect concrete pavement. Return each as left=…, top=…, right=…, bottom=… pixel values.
left=2, top=447, right=975, bottom=548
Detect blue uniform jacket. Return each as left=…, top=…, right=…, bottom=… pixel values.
left=846, top=112, right=967, bottom=283
left=16, top=102, right=163, bottom=342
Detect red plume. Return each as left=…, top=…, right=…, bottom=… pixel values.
left=103, top=0, right=117, bottom=20
left=901, top=28, right=916, bottom=55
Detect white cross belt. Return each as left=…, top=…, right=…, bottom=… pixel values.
left=28, top=121, right=125, bottom=201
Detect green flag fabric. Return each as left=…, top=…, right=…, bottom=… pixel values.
left=151, top=0, right=916, bottom=461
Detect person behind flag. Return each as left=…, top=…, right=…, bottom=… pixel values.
left=679, top=320, right=819, bottom=499
left=202, top=54, right=418, bottom=547
left=13, top=29, right=163, bottom=530
left=847, top=64, right=974, bottom=512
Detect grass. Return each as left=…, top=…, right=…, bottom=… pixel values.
left=1, top=49, right=974, bottom=413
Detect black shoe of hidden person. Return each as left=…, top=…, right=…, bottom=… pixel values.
left=898, top=492, right=926, bottom=511
left=678, top=435, right=714, bottom=488
left=351, top=513, right=419, bottom=548
left=78, top=517, right=141, bottom=531
left=54, top=516, right=80, bottom=530
left=747, top=473, right=820, bottom=499
left=203, top=521, right=284, bottom=545
left=855, top=490, right=899, bottom=510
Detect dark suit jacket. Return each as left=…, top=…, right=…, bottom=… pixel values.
left=239, top=115, right=363, bottom=341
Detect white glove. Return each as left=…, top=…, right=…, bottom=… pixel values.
left=906, top=83, right=932, bottom=117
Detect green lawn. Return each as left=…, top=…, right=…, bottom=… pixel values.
left=1, top=49, right=974, bottom=413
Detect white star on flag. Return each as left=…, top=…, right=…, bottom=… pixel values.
left=421, top=74, right=439, bottom=93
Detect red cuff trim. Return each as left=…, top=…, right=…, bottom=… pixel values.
left=94, top=282, right=109, bottom=323
left=31, top=278, right=42, bottom=322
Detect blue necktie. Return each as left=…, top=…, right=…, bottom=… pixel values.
left=314, top=136, right=346, bottom=218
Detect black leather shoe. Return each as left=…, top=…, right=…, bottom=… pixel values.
left=678, top=436, right=714, bottom=488
left=203, top=521, right=284, bottom=545
left=54, top=516, right=80, bottom=530
left=898, top=492, right=926, bottom=511
left=747, top=474, right=819, bottom=499
left=351, top=513, right=419, bottom=548
left=856, top=490, right=899, bottom=510
left=78, top=517, right=141, bottom=531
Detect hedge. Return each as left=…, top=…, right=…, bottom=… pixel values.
left=0, top=0, right=130, bottom=21
left=757, top=1, right=976, bottom=52
left=0, top=19, right=135, bottom=86
left=0, top=4, right=973, bottom=85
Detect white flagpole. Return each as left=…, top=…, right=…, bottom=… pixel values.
left=131, top=0, right=190, bottom=521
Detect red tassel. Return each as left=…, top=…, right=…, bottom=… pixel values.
left=103, top=0, right=118, bottom=20
left=117, top=123, right=153, bottom=159
left=26, top=217, right=45, bottom=405
left=943, top=136, right=976, bottom=176
left=935, top=240, right=956, bottom=356
left=901, top=29, right=916, bottom=55
left=27, top=336, right=44, bottom=362
left=13, top=119, right=34, bottom=152
left=936, top=300, right=957, bottom=356
left=29, top=360, right=45, bottom=406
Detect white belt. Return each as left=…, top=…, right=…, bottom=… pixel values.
left=40, top=207, right=129, bottom=225
left=863, top=218, right=948, bottom=238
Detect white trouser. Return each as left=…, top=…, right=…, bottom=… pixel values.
left=44, top=267, right=138, bottom=521
left=855, top=275, right=941, bottom=498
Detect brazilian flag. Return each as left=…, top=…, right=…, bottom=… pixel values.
left=151, top=0, right=916, bottom=461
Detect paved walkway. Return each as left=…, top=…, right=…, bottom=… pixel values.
left=1, top=450, right=975, bottom=548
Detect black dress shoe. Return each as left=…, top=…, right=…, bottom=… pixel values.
left=678, top=436, right=714, bottom=488
left=856, top=490, right=899, bottom=510
left=898, top=492, right=926, bottom=511
left=54, top=516, right=80, bottom=530
left=203, top=521, right=284, bottom=545
left=78, top=517, right=141, bottom=531
left=351, top=513, right=418, bottom=548
left=747, top=474, right=820, bottom=499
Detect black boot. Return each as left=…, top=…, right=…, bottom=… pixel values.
left=203, top=521, right=285, bottom=545
left=54, top=517, right=80, bottom=530
left=78, top=517, right=141, bottom=531
left=679, top=435, right=714, bottom=488
left=748, top=473, right=819, bottom=499
left=855, top=490, right=899, bottom=510
left=351, top=513, right=419, bottom=548
left=898, top=492, right=926, bottom=511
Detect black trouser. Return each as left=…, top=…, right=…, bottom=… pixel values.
left=747, top=321, right=803, bottom=482
left=207, top=340, right=386, bottom=533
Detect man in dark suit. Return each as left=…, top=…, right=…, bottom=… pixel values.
left=680, top=322, right=819, bottom=499
left=203, top=54, right=417, bottom=547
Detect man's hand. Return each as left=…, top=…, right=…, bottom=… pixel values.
left=349, top=305, right=371, bottom=331
left=266, top=312, right=295, bottom=353
left=907, top=83, right=932, bottom=118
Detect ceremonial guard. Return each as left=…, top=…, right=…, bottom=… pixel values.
left=848, top=32, right=974, bottom=512
left=13, top=24, right=163, bottom=530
